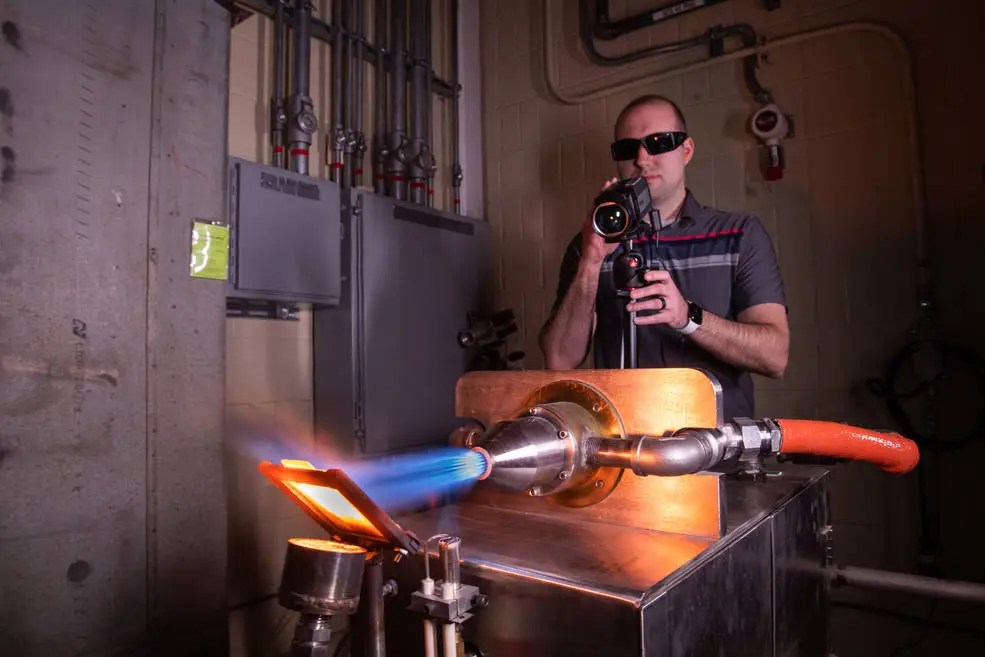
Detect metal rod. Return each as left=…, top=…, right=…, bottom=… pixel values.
left=287, top=0, right=316, bottom=175
left=628, top=308, right=637, bottom=368
left=423, top=0, right=435, bottom=206
left=353, top=0, right=367, bottom=186
left=408, top=0, right=427, bottom=203
left=230, top=0, right=458, bottom=97
left=450, top=0, right=462, bottom=214
left=330, top=0, right=346, bottom=181
left=587, top=438, right=635, bottom=471
left=620, top=297, right=637, bottom=369
left=588, top=433, right=721, bottom=476
left=271, top=0, right=287, bottom=168
left=831, top=566, right=985, bottom=604
left=387, top=0, right=409, bottom=200
left=342, top=0, right=356, bottom=186
left=294, top=2, right=310, bottom=96
left=373, top=0, right=388, bottom=193
left=351, top=552, right=386, bottom=657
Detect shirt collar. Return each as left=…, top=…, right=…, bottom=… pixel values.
left=677, top=189, right=713, bottom=226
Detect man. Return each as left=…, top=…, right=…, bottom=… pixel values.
left=539, top=95, right=789, bottom=419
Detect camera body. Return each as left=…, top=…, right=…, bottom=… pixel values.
left=591, top=176, right=655, bottom=243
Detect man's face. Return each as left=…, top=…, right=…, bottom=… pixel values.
left=614, top=102, right=694, bottom=204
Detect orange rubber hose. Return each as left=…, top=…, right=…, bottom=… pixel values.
left=777, top=419, right=920, bottom=474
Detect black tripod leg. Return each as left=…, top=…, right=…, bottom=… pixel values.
left=629, top=311, right=637, bottom=368
left=620, top=297, right=637, bottom=369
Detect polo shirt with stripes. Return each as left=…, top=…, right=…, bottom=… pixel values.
left=552, top=190, right=786, bottom=420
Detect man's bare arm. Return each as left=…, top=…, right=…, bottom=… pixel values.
left=688, top=303, right=789, bottom=378
left=627, top=269, right=789, bottom=378
left=539, top=259, right=602, bottom=370
left=540, top=178, right=620, bottom=370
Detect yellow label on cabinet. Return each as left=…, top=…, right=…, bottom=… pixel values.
left=190, top=221, right=229, bottom=280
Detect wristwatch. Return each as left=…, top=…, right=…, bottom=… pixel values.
left=676, top=300, right=703, bottom=336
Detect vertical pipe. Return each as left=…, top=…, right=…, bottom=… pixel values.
left=450, top=0, right=463, bottom=214
left=408, top=0, right=427, bottom=204
left=353, top=0, right=367, bottom=187
left=288, top=0, right=317, bottom=175
left=423, top=0, right=435, bottom=206
left=373, top=0, right=389, bottom=194
left=271, top=0, right=287, bottom=168
left=441, top=623, right=457, bottom=657
left=628, top=308, right=637, bottom=368
left=350, top=552, right=386, bottom=657
left=422, top=619, right=437, bottom=657
left=342, top=0, right=356, bottom=187
left=331, top=0, right=346, bottom=181
left=387, top=0, right=409, bottom=200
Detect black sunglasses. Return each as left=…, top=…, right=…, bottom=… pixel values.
left=610, top=131, right=688, bottom=161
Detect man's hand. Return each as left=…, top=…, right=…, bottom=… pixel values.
left=581, top=177, right=620, bottom=265
left=626, top=270, right=688, bottom=328
left=540, top=177, right=627, bottom=370
left=627, top=271, right=789, bottom=376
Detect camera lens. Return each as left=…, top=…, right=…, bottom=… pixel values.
left=592, top=202, right=629, bottom=239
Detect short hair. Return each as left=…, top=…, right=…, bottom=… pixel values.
left=614, top=95, right=688, bottom=133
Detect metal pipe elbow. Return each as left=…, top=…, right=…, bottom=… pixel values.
left=629, top=432, right=722, bottom=476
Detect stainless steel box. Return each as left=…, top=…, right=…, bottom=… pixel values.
left=386, top=467, right=830, bottom=656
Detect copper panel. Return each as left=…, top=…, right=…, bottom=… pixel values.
left=455, top=368, right=723, bottom=433
left=464, top=471, right=725, bottom=539
left=456, top=369, right=726, bottom=538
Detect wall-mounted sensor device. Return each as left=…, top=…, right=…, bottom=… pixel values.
left=750, top=103, right=791, bottom=181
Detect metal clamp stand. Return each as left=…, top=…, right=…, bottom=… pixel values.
left=350, top=551, right=399, bottom=657
left=409, top=536, right=489, bottom=657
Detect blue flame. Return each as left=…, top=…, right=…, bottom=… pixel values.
left=344, top=447, right=487, bottom=513
left=228, top=406, right=488, bottom=514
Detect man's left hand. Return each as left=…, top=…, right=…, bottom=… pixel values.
left=626, top=270, right=688, bottom=328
